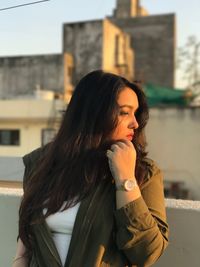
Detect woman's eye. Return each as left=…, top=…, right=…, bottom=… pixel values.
left=119, top=111, right=129, bottom=116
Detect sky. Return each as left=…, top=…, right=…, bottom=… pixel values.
left=0, top=0, right=199, bottom=88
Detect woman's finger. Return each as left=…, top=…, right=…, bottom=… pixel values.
left=120, top=139, right=134, bottom=148
left=110, top=144, right=119, bottom=151
left=106, top=149, right=113, bottom=158
left=115, top=141, right=126, bottom=149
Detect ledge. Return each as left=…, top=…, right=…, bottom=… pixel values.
left=0, top=187, right=23, bottom=196
left=165, top=198, right=200, bottom=210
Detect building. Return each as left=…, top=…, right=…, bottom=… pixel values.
left=63, top=18, right=134, bottom=86
left=0, top=0, right=175, bottom=99
left=110, top=0, right=175, bottom=87
left=0, top=91, right=64, bottom=157
left=0, top=54, right=63, bottom=98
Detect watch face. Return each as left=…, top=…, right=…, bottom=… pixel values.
left=124, top=179, right=136, bottom=191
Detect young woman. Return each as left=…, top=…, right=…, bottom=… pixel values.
left=13, top=70, right=169, bottom=267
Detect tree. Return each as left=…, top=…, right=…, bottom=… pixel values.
left=177, top=36, right=200, bottom=90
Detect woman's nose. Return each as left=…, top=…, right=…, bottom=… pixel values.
left=129, top=116, right=139, bottom=129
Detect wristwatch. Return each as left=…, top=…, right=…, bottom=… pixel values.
left=116, top=179, right=138, bottom=192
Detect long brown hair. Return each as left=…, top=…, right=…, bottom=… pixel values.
left=19, top=70, right=149, bottom=250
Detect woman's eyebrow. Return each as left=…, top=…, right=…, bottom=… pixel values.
left=119, top=104, right=139, bottom=111
left=119, top=104, right=133, bottom=109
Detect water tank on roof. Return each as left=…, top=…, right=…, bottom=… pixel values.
left=35, top=85, right=55, bottom=100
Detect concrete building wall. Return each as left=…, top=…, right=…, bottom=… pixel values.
left=0, top=54, right=64, bottom=98
left=103, top=19, right=134, bottom=80
left=0, top=157, right=24, bottom=181
left=63, top=20, right=103, bottom=85
left=0, top=99, right=64, bottom=156
left=0, top=121, right=48, bottom=157
left=146, top=108, right=200, bottom=200
left=110, top=14, right=175, bottom=87
left=0, top=1, right=175, bottom=98
left=0, top=190, right=21, bottom=267
left=156, top=199, right=200, bottom=267
left=0, top=99, right=62, bottom=120
left=114, top=0, right=138, bottom=19
left=113, top=0, right=148, bottom=18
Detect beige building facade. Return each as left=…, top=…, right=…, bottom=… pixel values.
left=102, top=19, right=134, bottom=80
left=0, top=96, right=64, bottom=157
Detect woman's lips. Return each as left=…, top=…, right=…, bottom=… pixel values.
left=126, top=134, right=133, bottom=140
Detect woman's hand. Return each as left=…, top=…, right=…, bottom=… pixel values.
left=106, top=140, right=137, bottom=185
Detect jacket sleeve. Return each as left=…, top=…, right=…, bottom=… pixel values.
left=114, top=160, right=169, bottom=266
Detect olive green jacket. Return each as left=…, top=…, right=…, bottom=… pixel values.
left=22, top=147, right=169, bottom=267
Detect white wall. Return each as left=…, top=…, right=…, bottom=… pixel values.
left=0, top=189, right=22, bottom=267
left=155, top=199, right=200, bottom=267
left=0, top=99, right=62, bottom=119
left=0, top=121, right=48, bottom=157
left=146, top=108, right=200, bottom=200
left=0, top=157, right=24, bottom=181
left=1, top=189, right=200, bottom=267
left=0, top=99, right=64, bottom=157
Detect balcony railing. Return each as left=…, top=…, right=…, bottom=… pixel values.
left=1, top=188, right=200, bottom=267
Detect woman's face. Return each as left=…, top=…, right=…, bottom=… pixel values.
left=111, top=87, right=139, bottom=142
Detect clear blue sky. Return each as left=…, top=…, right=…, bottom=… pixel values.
left=0, top=0, right=199, bottom=87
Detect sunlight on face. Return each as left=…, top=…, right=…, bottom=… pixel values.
left=111, top=87, right=139, bottom=141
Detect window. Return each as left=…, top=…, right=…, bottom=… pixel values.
left=0, top=129, right=20, bottom=146
left=115, top=34, right=120, bottom=66
left=114, top=34, right=127, bottom=72
left=42, top=128, right=56, bottom=146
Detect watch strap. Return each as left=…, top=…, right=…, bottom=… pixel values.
left=115, top=179, right=138, bottom=191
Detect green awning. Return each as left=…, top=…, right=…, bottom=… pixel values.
left=143, top=83, right=194, bottom=107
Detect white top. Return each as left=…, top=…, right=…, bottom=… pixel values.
left=44, top=202, right=80, bottom=266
